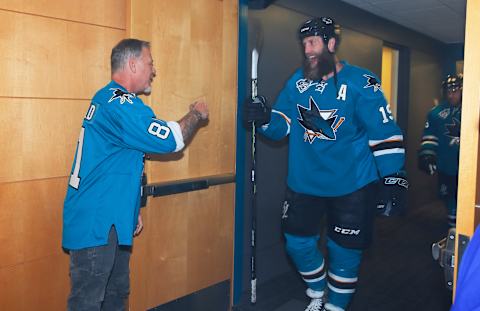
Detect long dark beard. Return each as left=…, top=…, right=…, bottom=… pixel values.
left=303, top=50, right=335, bottom=81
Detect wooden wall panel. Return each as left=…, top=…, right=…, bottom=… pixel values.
left=0, top=0, right=125, bottom=29
left=0, top=2, right=127, bottom=310
left=0, top=178, right=70, bottom=310
left=128, top=1, right=238, bottom=309
left=0, top=10, right=124, bottom=99
left=0, top=254, right=69, bottom=310
left=130, top=184, right=235, bottom=310
left=130, top=0, right=238, bottom=183
left=0, top=178, right=67, bottom=268
left=0, top=99, right=88, bottom=183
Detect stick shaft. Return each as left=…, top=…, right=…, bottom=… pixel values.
left=250, top=47, right=258, bottom=304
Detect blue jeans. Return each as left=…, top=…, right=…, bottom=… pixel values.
left=67, top=226, right=131, bottom=311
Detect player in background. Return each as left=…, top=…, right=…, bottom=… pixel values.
left=418, top=74, right=462, bottom=228
left=63, top=38, right=208, bottom=310
left=244, top=17, right=407, bottom=311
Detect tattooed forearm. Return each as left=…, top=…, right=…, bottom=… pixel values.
left=178, top=110, right=202, bottom=142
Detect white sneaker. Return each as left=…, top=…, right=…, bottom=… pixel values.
left=305, top=288, right=325, bottom=311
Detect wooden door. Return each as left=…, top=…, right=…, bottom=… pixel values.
left=454, top=0, right=480, bottom=293
left=127, top=1, right=238, bottom=310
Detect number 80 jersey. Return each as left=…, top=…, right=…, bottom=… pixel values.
left=63, top=81, right=184, bottom=250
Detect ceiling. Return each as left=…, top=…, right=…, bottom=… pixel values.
left=339, top=0, right=466, bottom=44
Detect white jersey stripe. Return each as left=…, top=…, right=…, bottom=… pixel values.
left=422, top=135, right=439, bottom=141
left=300, top=261, right=325, bottom=276
left=369, top=135, right=403, bottom=146
left=167, top=121, right=185, bottom=152
left=373, top=148, right=405, bottom=157
left=272, top=109, right=291, bottom=135
left=327, top=283, right=356, bottom=294
left=303, top=274, right=326, bottom=283
left=328, top=271, right=358, bottom=283
left=421, top=141, right=439, bottom=146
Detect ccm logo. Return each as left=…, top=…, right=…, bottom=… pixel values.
left=334, top=226, right=360, bottom=235
left=384, top=177, right=409, bottom=189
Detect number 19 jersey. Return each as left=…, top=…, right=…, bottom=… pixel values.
left=259, top=62, right=405, bottom=197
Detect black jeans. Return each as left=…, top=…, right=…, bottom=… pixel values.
left=67, top=226, right=131, bottom=311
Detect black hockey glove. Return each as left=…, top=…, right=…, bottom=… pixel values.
left=140, top=173, right=148, bottom=207
left=376, top=171, right=409, bottom=217
left=418, top=154, right=437, bottom=175
left=243, top=96, right=271, bottom=126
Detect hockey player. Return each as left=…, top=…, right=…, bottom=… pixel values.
left=418, top=74, right=462, bottom=228
left=63, top=39, right=208, bottom=310
left=244, top=17, right=407, bottom=311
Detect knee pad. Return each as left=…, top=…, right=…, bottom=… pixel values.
left=326, top=184, right=376, bottom=249
left=281, top=188, right=326, bottom=236
left=327, top=207, right=374, bottom=250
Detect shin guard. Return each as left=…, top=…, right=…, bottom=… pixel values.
left=326, top=238, right=362, bottom=310
left=284, top=233, right=326, bottom=292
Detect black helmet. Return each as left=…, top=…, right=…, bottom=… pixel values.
left=298, top=17, right=340, bottom=42
left=442, top=74, right=463, bottom=92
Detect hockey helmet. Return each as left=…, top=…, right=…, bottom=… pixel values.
left=298, top=17, right=340, bottom=43
left=442, top=74, right=463, bottom=92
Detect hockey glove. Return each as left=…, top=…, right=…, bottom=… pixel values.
left=243, top=96, right=271, bottom=126
left=418, top=154, right=437, bottom=175
left=377, top=172, right=409, bottom=217
left=140, top=173, right=148, bottom=208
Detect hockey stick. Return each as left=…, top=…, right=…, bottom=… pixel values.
left=249, top=16, right=263, bottom=304
left=250, top=46, right=259, bottom=304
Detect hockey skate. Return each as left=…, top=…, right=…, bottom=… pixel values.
left=305, top=288, right=325, bottom=311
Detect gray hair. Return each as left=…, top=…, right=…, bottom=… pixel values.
left=111, top=39, right=150, bottom=73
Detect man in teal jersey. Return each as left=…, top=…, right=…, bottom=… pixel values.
left=418, top=74, right=462, bottom=228
left=63, top=39, right=208, bottom=310
left=244, top=17, right=407, bottom=311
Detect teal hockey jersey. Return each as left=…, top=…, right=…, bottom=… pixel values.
left=63, top=81, right=184, bottom=250
left=258, top=62, right=405, bottom=197
left=419, top=101, right=460, bottom=176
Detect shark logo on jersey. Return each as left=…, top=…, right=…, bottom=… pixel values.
left=438, top=108, right=450, bottom=119
left=296, top=79, right=328, bottom=94
left=445, top=117, right=460, bottom=146
left=363, top=74, right=382, bottom=92
left=108, top=88, right=136, bottom=104
left=297, top=96, right=345, bottom=143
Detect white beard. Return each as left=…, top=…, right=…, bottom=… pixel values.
left=143, top=86, right=152, bottom=95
